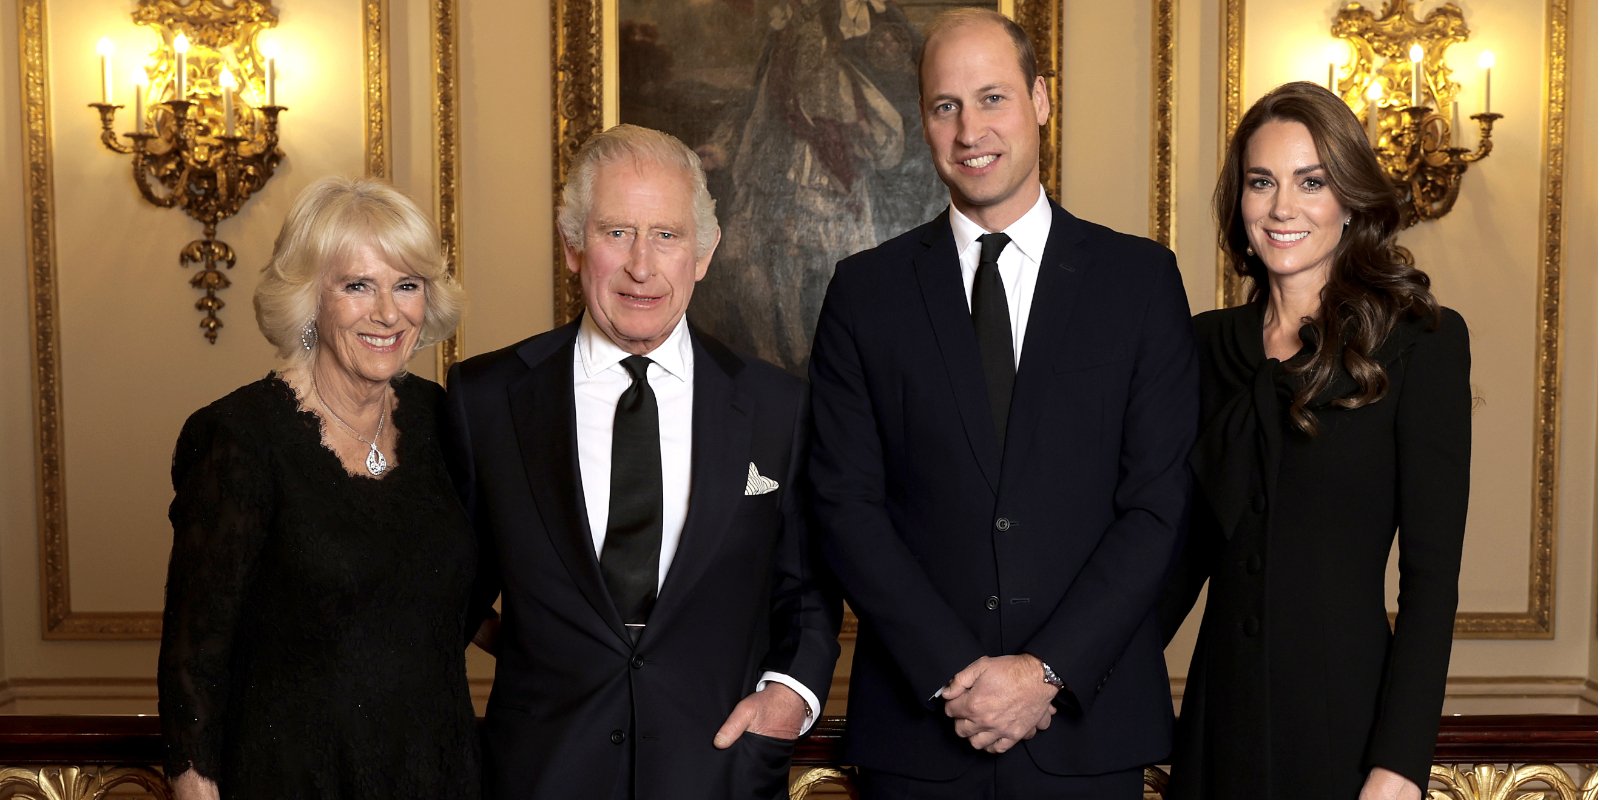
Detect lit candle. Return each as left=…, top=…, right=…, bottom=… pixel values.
left=1409, top=44, right=1424, bottom=107
left=173, top=33, right=189, bottom=99
left=132, top=68, right=147, bottom=133
left=260, top=38, right=278, bottom=106
left=96, top=37, right=114, bottom=103
left=1326, top=42, right=1345, bottom=93
left=1479, top=51, right=1495, bottom=113
left=1365, top=80, right=1385, bottom=144
left=219, top=69, right=236, bottom=136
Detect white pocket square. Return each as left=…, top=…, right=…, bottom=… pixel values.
left=744, top=462, right=780, bottom=496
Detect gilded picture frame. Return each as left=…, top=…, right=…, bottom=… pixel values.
left=551, top=0, right=1063, bottom=374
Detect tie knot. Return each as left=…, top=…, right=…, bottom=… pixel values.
left=978, top=232, right=1012, bottom=267
left=621, top=355, right=652, bottom=383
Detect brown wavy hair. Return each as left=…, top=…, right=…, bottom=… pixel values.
left=1214, top=81, right=1439, bottom=435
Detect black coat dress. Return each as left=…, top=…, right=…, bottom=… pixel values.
left=1161, top=303, right=1471, bottom=799
left=158, top=374, right=480, bottom=799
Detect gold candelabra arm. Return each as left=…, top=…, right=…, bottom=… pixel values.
left=87, top=103, right=134, bottom=154
left=1458, top=112, right=1502, bottom=163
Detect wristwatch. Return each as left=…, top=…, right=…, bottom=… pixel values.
left=1039, top=660, right=1065, bottom=690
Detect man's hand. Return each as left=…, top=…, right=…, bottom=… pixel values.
left=170, top=769, right=221, bottom=800
left=941, top=654, right=1058, bottom=754
left=712, top=682, right=808, bottom=749
left=1358, top=767, right=1421, bottom=800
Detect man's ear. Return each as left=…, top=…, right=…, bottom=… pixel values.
left=1031, top=75, right=1050, bottom=125
left=694, top=227, right=722, bottom=282
left=562, top=236, right=583, bottom=275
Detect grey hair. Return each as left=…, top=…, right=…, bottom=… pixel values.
left=557, top=124, right=720, bottom=259
left=254, top=176, right=463, bottom=366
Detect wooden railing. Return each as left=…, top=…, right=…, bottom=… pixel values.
left=0, top=714, right=1593, bottom=799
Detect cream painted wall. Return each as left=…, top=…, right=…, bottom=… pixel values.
left=0, top=0, right=1594, bottom=715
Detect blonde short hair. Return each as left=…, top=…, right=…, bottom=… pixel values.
left=254, top=176, right=463, bottom=364
left=557, top=124, right=719, bottom=259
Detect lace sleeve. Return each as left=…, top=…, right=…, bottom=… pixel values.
left=158, top=405, right=274, bottom=781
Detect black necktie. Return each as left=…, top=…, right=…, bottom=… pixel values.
left=973, top=232, right=1015, bottom=442
left=601, top=355, right=662, bottom=636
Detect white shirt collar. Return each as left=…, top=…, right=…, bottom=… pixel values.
left=947, top=186, right=1052, bottom=263
left=576, top=313, right=693, bottom=383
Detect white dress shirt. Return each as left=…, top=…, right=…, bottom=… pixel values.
left=949, top=185, right=1053, bottom=367
left=572, top=314, right=820, bottom=730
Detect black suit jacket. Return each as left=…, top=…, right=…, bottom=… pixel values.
left=445, top=321, right=840, bottom=800
left=808, top=201, right=1198, bottom=779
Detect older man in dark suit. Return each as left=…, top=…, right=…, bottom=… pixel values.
left=445, top=124, right=839, bottom=800
left=808, top=9, right=1199, bottom=798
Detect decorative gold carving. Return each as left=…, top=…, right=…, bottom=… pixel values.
left=1217, top=0, right=1246, bottom=307
left=549, top=0, right=1064, bottom=327
left=789, top=767, right=859, bottom=799
left=24, top=2, right=395, bottom=639
left=1428, top=762, right=1589, bottom=799
left=1216, top=1, right=1566, bottom=639
left=1149, top=0, right=1176, bottom=248
left=433, top=0, right=464, bottom=378
left=1331, top=1, right=1501, bottom=228
left=90, top=0, right=285, bottom=343
left=0, top=765, right=173, bottom=800
left=364, top=0, right=390, bottom=179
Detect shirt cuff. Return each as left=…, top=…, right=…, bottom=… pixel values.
left=756, top=671, right=821, bottom=735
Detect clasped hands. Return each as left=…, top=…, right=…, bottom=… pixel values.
left=941, top=654, right=1059, bottom=754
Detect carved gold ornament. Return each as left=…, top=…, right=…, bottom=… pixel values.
left=1330, top=0, right=1500, bottom=228
left=88, top=0, right=284, bottom=343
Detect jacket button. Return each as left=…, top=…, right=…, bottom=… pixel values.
left=1250, top=494, right=1267, bottom=513
left=985, top=596, right=1000, bottom=610
left=631, top=655, right=645, bottom=669
left=1243, top=617, right=1261, bottom=637
left=1246, top=554, right=1263, bottom=574
left=995, top=517, right=1011, bottom=532
left=609, top=730, right=626, bottom=745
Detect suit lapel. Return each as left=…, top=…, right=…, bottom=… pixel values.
left=508, top=327, right=630, bottom=643
left=1004, top=204, right=1091, bottom=474
left=651, top=331, right=751, bottom=627
left=913, top=216, right=1002, bottom=491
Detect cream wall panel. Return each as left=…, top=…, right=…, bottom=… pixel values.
left=51, top=2, right=365, bottom=616
left=1060, top=1, right=1152, bottom=237
left=1, top=0, right=25, bottom=684
left=1172, top=0, right=1222, bottom=310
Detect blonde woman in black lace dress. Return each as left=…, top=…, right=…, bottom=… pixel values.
left=158, top=177, right=478, bottom=799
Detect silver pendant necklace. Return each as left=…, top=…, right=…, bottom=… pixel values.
left=312, top=376, right=390, bottom=476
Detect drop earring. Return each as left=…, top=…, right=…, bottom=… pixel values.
left=300, top=319, right=318, bottom=351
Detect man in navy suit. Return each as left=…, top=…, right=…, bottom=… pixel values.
left=808, top=9, right=1198, bottom=797
left=446, top=124, right=839, bottom=800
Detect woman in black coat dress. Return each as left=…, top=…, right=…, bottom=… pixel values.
left=1161, top=81, right=1471, bottom=800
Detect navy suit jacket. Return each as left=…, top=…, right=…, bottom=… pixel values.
left=808, top=201, right=1198, bottom=779
left=445, top=321, right=840, bottom=800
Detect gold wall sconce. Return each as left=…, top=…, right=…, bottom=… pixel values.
left=1327, top=0, right=1500, bottom=228
left=89, top=0, right=285, bottom=343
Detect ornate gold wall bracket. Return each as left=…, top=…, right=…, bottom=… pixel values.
left=1332, top=0, right=1500, bottom=228
left=0, top=765, right=173, bottom=800
left=88, top=0, right=284, bottom=343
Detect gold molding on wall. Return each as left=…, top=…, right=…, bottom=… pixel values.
left=22, top=1, right=398, bottom=639
left=432, top=0, right=462, bottom=377
left=1150, top=0, right=1176, bottom=247
left=363, top=0, right=390, bottom=179
left=1215, top=0, right=1569, bottom=638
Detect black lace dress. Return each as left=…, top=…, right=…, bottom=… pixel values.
left=158, top=374, right=480, bottom=799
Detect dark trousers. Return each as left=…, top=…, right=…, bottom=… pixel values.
left=858, top=760, right=1144, bottom=800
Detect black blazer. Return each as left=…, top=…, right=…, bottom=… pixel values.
left=445, top=321, right=840, bottom=800
left=808, top=201, right=1199, bottom=779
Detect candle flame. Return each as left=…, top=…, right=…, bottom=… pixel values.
left=1478, top=51, right=1495, bottom=70
left=219, top=69, right=236, bottom=90
left=97, top=37, right=115, bottom=57
left=1326, top=42, right=1346, bottom=65
left=174, top=33, right=190, bottom=54
left=131, top=68, right=148, bottom=88
left=1365, top=81, right=1385, bottom=101
left=259, top=36, right=279, bottom=60
left=1409, top=44, right=1424, bottom=63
